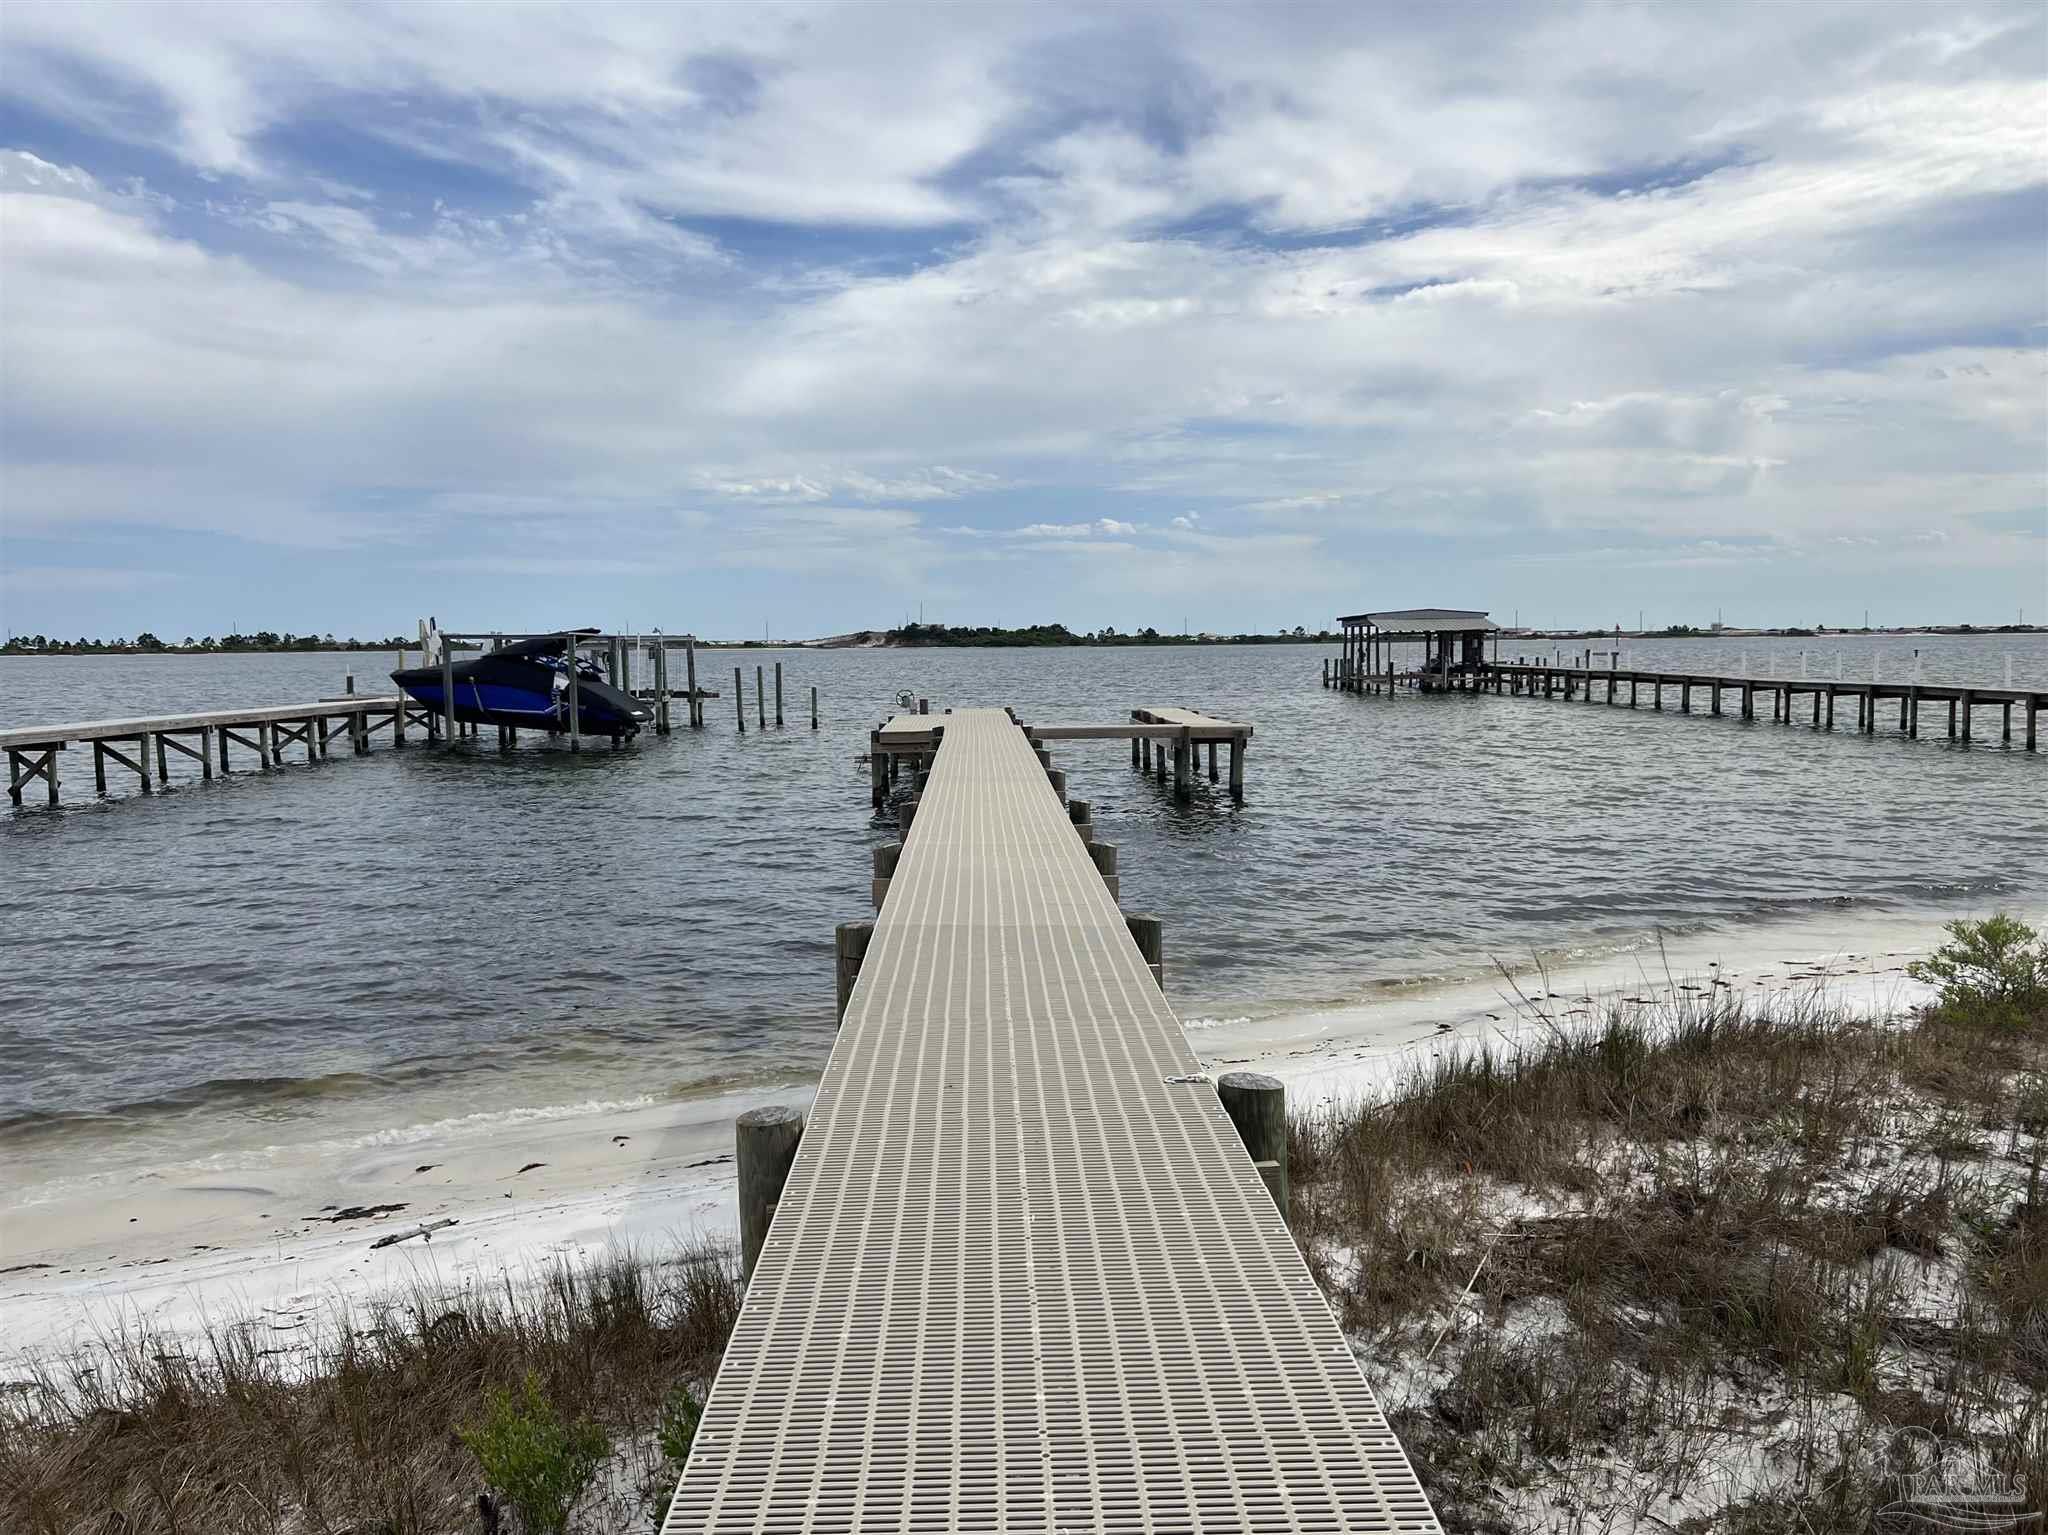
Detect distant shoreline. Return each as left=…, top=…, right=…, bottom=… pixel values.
left=3, top=624, right=2038, bottom=657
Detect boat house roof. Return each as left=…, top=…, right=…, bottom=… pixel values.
left=1336, top=608, right=1499, bottom=633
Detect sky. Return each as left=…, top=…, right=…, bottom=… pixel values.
left=1, top=1, right=2043, bottom=642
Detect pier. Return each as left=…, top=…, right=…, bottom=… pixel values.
left=3, top=630, right=808, bottom=809
left=870, top=704, right=1253, bottom=806
left=1325, top=610, right=2042, bottom=752
left=670, top=707, right=1436, bottom=1530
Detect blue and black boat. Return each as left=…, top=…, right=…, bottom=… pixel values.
left=391, top=631, right=653, bottom=738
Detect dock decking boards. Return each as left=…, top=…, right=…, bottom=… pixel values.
left=667, top=708, right=1436, bottom=1533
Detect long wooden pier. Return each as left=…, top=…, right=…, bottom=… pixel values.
left=670, top=707, right=1436, bottom=1531
left=1, top=697, right=424, bottom=806
left=1327, top=655, right=2044, bottom=752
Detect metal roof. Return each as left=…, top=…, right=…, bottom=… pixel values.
left=1336, top=608, right=1498, bottom=632
left=665, top=708, right=1439, bottom=1533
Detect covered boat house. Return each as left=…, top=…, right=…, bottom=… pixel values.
left=1335, top=608, right=1499, bottom=692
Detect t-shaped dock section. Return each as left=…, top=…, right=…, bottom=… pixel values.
left=666, top=707, right=1435, bottom=1532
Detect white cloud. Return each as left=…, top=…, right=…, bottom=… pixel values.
left=2, top=2, right=2043, bottom=629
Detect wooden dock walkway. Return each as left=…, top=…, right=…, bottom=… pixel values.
left=1326, top=656, right=2043, bottom=751
left=668, top=708, right=1435, bottom=1531
left=1, top=696, right=425, bottom=805
left=871, top=705, right=1253, bottom=806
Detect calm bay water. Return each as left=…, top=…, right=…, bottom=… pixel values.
left=3, top=636, right=2044, bottom=1190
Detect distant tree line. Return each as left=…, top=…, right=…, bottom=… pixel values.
left=885, top=622, right=1337, bottom=647
left=2, top=632, right=413, bottom=655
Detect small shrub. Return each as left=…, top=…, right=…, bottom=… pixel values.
left=1909, top=915, right=2047, bottom=1023
left=657, top=1386, right=702, bottom=1469
left=458, top=1372, right=607, bottom=1535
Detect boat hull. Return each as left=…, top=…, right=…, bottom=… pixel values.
left=392, top=636, right=653, bottom=737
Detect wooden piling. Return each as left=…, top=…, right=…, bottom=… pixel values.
left=834, top=920, right=874, bottom=1024
left=441, top=646, right=457, bottom=749
left=1961, top=690, right=1973, bottom=744
left=736, top=1105, right=804, bottom=1283
left=1124, top=911, right=1164, bottom=990
left=1228, top=733, right=1245, bottom=800
left=655, top=645, right=671, bottom=735
left=735, top=667, right=746, bottom=733
left=811, top=685, right=819, bottom=730
left=686, top=638, right=701, bottom=728
left=1173, top=727, right=1191, bottom=801
left=566, top=636, right=582, bottom=752
left=1217, top=1072, right=1288, bottom=1223
left=872, top=845, right=900, bottom=911
left=1207, top=740, right=1218, bottom=782
left=757, top=665, right=766, bottom=730
left=775, top=662, right=784, bottom=728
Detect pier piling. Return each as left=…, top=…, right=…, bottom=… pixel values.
left=834, top=919, right=874, bottom=1023
left=736, top=1105, right=805, bottom=1283
left=1217, top=1071, right=1289, bottom=1225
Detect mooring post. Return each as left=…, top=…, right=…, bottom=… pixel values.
left=736, top=1105, right=804, bottom=1283
left=835, top=919, right=874, bottom=1024
left=872, top=844, right=900, bottom=911
left=1960, top=690, right=1974, bottom=744
left=1088, top=841, right=1118, bottom=901
left=654, top=645, right=670, bottom=734
left=1068, top=798, right=1093, bottom=843
left=686, top=638, right=701, bottom=728
left=1228, top=733, right=1246, bottom=800
left=870, top=730, right=886, bottom=808
left=811, top=685, right=819, bottom=730
left=1124, top=911, right=1164, bottom=989
left=735, top=667, right=745, bottom=732
left=775, top=662, right=784, bottom=728
left=896, top=794, right=919, bottom=843
left=1047, top=767, right=1067, bottom=803
left=1217, top=1071, right=1288, bottom=1222
left=756, top=665, right=766, bottom=730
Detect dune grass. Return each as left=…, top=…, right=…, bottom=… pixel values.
left=0, top=1240, right=740, bottom=1534
left=1291, top=932, right=2047, bottom=1532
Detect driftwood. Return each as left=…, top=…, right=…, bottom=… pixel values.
left=369, top=1217, right=458, bottom=1250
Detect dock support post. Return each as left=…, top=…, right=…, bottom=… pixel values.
left=2002, top=699, right=2011, bottom=744
left=870, top=731, right=885, bottom=808
left=1207, top=740, right=1218, bottom=782
left=655, top=646, right=670, bottom=735
left=94, top=741, right=108, bottom=795
left=737, top=1105, right=804, bottom=1284
left=1124, top=911, right=1163, bottom=989
left=566, top=636, right=582, bottom=752
left=440, top=646, right=457, bottom=749
left=735, top=668, right=745, bottom=733
left=1824, top=690, right=1834, bottom=729
left=1173, top=727, right=1191, bottom=801
left=1047, top=767, right=1067, bottom=803
left=1907, top=687, right=1918, bottom=738
left=686, top=639, right=701, bottom=728
left=775, top=663, right=784, bottom=728
left=811, top=685, right=819, bottom=730
left=1961, top=691, right=1973, bottom=744
left=1131, top=734, right=1140, bottom=768
left=1068, top=799, right=1092, bottom=843
left=2028, top=698, right=2038, bottom=752
left=896, top=794, right=919, bottom=842
left=1217, top=1072, right=1288, bottom=1224
left=835, top=919, right=874, bottom=1024
left=1229, top=733, right=1245, bottom=801
left=872, top=845, right=900, bottom=911
left=1088, top=841, right=1118, bottom=900
left=757, top=666, right=766, bottom=730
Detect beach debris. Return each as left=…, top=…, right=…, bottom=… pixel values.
left=413, top=1164, right=437, bottom=1174
left=512, top=1162, right=545, bottom=1177
left=612, top=1135, right=631, bottom=1145
left=370, top=1218, right=458, bottom=1251
left=0, top=1262, right=53, bottom=1275
left=308, top=1203, right=408, bottom=1223
left=685, top=1153, right=734, bottom=1169
left=1166, top=1072, right=1213, bottom=1085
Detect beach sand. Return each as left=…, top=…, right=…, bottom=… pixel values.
left=1, top=903, right=2022, bottom=1366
